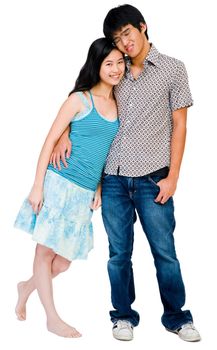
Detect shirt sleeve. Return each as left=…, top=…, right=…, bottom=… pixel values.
left=170, top=60, right=193, bottom=111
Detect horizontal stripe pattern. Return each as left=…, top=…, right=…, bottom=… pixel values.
left=48, top=93, right=119, bottom=191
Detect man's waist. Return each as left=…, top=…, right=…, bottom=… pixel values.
left=117, top=166, right=169, bottom=177
left=105, top=166, right=169, bottom=178
left=146, top=166, right=169, bottom=178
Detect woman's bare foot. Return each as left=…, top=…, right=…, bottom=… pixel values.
left=47, top=318, right=82, bottom=338
left=15, top=282, right=29, bottom=320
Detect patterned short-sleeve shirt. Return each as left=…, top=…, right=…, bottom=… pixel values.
left=104, top=44, right=193, bottom=177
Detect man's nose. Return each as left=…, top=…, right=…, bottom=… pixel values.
left=121, top=36, right=129, bottom=46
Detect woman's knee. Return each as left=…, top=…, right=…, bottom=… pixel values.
left=35, top=244, right=55, bottom=261
left=52, top=255, right=71, bottom=274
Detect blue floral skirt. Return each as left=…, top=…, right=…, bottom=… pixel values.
left=14, top=170, right=95, bottom=261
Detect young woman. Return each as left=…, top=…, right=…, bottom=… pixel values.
left=14, top=37, right=125, bottom=338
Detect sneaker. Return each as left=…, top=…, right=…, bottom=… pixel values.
left=112, top=320, right=134, bottom=341
left=167, top=322, right=201, bottom=342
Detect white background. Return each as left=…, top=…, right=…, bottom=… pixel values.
left=0, top=0, right=216, bottom=349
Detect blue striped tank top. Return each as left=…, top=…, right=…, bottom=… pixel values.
left=48, top=91, right=119, bottom=191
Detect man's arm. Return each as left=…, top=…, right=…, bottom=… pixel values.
left=155, top=107, right=187, bottom=204
left=49, top=126, right=71, bottom=170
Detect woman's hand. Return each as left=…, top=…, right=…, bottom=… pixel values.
left=90, top=183, right=102, bottom=210
left=28, top=185, right=44, bottom=215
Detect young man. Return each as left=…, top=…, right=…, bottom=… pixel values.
left=51, top=4, right=201, bottom=343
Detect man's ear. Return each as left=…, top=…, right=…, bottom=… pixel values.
left=140, top=23, right=147, bottom=33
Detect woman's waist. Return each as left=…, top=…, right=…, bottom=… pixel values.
left=47, top=159, right=104, bottom=181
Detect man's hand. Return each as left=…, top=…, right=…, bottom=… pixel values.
left=49, top=128, right=71, bottom=170
left=155, top=107, right=187, bottom=204
left=154, top=176, right=177, bottom=204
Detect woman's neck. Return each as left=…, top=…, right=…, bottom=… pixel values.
left=91, top=83, right=114, bottom=100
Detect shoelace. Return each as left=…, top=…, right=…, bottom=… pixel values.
left=114, top=321, right=133, bottom=330
left=181, top=323, right=196, bottom=330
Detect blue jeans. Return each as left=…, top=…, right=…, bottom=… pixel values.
left=101, top=174, right=193, bottom=330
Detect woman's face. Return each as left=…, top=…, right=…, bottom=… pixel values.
left=99, top=49, right=125, bottom=86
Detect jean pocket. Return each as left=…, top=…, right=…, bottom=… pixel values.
left=102, top=173, right=112, bottom=180
left=148, top=175, right=160, bottom=188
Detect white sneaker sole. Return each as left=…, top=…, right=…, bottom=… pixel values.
left=113, top=333, right=133, bottom=341
left=165, top=327, right=201, bottom=342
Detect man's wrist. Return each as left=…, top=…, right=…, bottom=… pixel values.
left=167, top=170, right=179, bottom=182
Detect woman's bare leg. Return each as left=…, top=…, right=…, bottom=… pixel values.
left=15, top=252, right=71, bottom=321
left=33, top=244, right=81, bottom=337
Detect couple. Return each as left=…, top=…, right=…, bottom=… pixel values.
left=14, top=4, right=201, bottom=343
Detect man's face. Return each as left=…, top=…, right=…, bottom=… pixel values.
left=112, top=24, right=146, bottom=58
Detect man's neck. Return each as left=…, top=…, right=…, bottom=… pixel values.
left=131, top=41, right=151, bottom=68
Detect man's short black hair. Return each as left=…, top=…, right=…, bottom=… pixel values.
left=103, top=4, right=149, bottom=41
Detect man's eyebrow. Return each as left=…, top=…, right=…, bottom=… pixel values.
left=122, top=27, right=130, bottom=33
left=114, top=27, right=130, bottom=37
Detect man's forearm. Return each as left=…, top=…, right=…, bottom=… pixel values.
left=168, top=108, right=187, bottom=182
left=57, top=125, right=70, bottom=144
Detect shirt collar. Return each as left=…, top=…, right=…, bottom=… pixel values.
left=145, top=44, right=160, bottom=67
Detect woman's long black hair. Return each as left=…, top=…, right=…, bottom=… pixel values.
left=69, top=37, right=122, bottom=96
